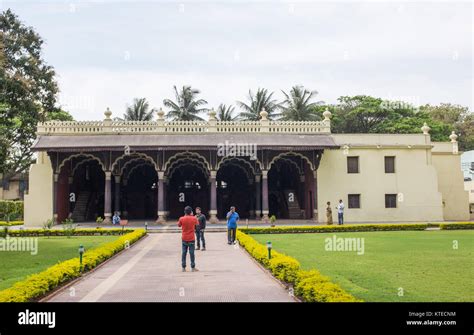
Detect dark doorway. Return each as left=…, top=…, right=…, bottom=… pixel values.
left=125, top=164, right=157, bottom=220
left=217, top=164, right=251, bottom=219
left=168, top=164, right=209, bottom=219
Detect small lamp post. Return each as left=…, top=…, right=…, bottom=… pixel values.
left=79, top=244, right=85, bottom=271
left=266, top=241, right=272, bottom=259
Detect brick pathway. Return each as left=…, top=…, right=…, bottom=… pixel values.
left=45, top=233, right=295, bottom=302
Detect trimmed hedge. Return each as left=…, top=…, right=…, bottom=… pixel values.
left=8, top=228, right=136, bottom=237
left=439, top=222, right=474, bottom=230
left=239, top=223, right=429, bottom=234
left=0, top=221, right=24, bottom=226
left=0, top=229, right=146, bottom=302
left=236, top=230, right=361, bottom=302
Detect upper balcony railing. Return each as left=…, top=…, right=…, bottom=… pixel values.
left=37, top=108, right=333, bottom=135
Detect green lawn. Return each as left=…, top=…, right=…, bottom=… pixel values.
left=0, top=236, right=117, bottom=290
left=253, top=231, right=474, bottom=302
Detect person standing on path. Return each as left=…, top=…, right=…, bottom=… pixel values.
left=195, top=207, right=206, bottom=251
left=226, top=206, right=239, bottom=245
left=326, top=201, right=333, bottom=225
left=178, top=206, right=199, bottom=272
left=337, top=199, right=345, bottom=225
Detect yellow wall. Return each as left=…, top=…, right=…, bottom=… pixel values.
left=431, top=143, right=470, bottom=221
left=24, top=152, right=53, bottom=227
left=318, top=134, right=444, bottom=222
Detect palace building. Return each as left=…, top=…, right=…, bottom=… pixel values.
left=24, top=108, right=470, bottom=226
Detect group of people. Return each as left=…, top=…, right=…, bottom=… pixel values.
left=326, top=199, right=345, bottom=225
left=178, top=205, right=239, bottom=272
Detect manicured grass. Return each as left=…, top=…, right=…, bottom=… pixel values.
left=0, top=236, right=117, bottom=290
left=253, top=231, right=474, bottom=302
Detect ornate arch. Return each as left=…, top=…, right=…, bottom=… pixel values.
left=58, top=153, right=106, bottom=174
left=166, top=157, right=209, bottom=178
left=217, top=158, right=254, bottom=181
left=164, top=151, right=211, bottom=172
left=120, top=157, right=157, bottom=176
left=272, top=157, right=303, bottom=175
left=168, top=161, right=209, bottom=181
left=268, top=151, right=314, bottom=171
left=125, top=161, right=157, bottom=180
left=111, top=152, right=157, bottom=172
left=216, top=156, right=260, bottom=175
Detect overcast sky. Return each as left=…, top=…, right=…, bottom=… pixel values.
left=3, top=0, right=473, bottom=120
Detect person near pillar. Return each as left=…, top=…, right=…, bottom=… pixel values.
left=226, top=206, right=239, bottom=245
left=326, top=201, right=333, bottom=225
left=195, top=207, right=206, bottom=251
left=178, top=206, right=199, bottom=272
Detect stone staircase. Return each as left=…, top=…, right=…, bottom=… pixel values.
left=71, top=191, right=91, bottom=222
left=283, top=190, right=304, bottom=219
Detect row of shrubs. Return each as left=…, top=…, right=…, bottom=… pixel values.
left=239, top=222, right=474, bottom=234
left=0, top=220, right=24, bottom=226
left=236, top=230, right=362, bottom=302
left=5, top=227, right=137, bottom=237
left=438, top=222, right=474, bottom=230
left=0, top=200, right=23, bottom=222
left=239, top=223, right=429, bottom=234
left=0, top=229, right=146, bottom=302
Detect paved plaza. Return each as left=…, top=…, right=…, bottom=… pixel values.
left=45, top=233, right=295, bottom=302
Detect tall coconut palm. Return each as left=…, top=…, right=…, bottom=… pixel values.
left=163, top=85, right=208, bottom=121
left=123, top=98, right=154, bottom=121
left=216, top=104, right=237, bottom=121
left=237, top=88, right=280, bottom=121
left=279, top=86, right=323, bottom=121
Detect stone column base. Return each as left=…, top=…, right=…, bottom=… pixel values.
left=209, top=210, right=219, bottom=224
left=53, top=213, right=59, bottom=225
left=103, top=213, right=112, bottom=225
left=262, top=210, right=269, bottom=223
left=313, top=209, right=318, bottom=222
left=156, top=211, right=167, bottom=224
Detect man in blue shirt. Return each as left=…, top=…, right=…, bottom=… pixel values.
left=226, top=206, right=239, bottom=245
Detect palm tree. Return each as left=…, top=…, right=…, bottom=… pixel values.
left=123, top=98, right=154, bottom=121
left=216, top=104, right=237, bottom=121
left=279, top=86, right=324, bottom=121
left=163, top=85, right=208, bottom=121
left=237, top=88, right=280, bottom=121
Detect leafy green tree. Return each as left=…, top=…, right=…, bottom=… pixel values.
left=163, top=85, right=207, bottom=121
left=0, top=9, right=73, bottom=180
left=237, top=88, right=280, bottom=120
left=123, top=97, right=154, bottom=121
left=216, top=104, right=237, bottom=121
left=420, top=103, right=473, bottom=151
left=279, top=85, right=323, bottom=121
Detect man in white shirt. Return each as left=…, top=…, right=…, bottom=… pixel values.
left=337, top=199, right=345, bottom=225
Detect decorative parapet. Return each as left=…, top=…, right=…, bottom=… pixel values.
left=36, top=108, right=332, bottom=135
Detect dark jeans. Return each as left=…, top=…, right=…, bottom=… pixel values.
left=195, top=229, right=205, bottom=248
left=338, top=213, right=344, bottom=225
left=227, top=227, right=236, bottom=243
left=181, top=240, right=195, bottom=269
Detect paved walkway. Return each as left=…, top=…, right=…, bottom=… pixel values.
left=45, top=233, right=295, bottom=302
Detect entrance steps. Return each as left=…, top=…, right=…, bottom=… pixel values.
left=283, top=190, right=304, bottom=219
left=71, top=191, right=91, bottom=222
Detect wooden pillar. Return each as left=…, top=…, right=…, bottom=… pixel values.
left=313, top=170, right=318, bottom=221
left=53, top=173, right=59, bottom=224
left=103, top=171, right=112, bottom=224
left=261, top=170, right=269, bottom=221
left=255, top=174, right=262, bottom=218
left=114, top=175, right=121, bottom=215
left=209, top=170, right=218, bottom=223
left=156, top=171, right=166, bottom=223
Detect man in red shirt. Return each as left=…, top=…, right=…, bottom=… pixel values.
left=178, top=206, right=199, bottom=272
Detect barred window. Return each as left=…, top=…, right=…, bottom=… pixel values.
left=385, top=156, right=395, bottom=173
left=385, top=194, right=397, bottom=208
left=348, top=194, right=361, bottom=208
left=347, top=156, right=359, bottom=174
